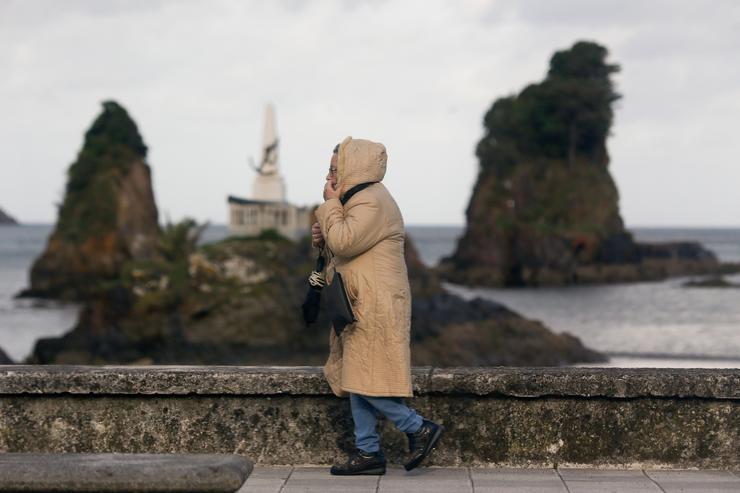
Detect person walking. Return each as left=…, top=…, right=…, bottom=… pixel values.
left=312, top=136, right=444, bottom=476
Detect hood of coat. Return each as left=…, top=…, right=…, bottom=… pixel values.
left=336, top=136, right=387, bottom=196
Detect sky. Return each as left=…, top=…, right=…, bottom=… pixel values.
left=1, top=0, right=739, bottom=227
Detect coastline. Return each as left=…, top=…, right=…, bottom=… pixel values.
left=1, top=224, right=739, bottom=366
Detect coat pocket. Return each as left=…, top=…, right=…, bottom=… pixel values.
left=341, top=270, right=359, bottom=304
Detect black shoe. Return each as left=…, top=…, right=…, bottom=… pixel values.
left=404, top=419, right=444, bottom=471
left=330, top=449, right=386, bottom=476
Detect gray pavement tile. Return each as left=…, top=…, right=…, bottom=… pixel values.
left=237, top=478, right=286, bottom=493
left=288, top=466, right=378, bottom=479
left=379, top=483, right=471, bottom=493
left=283, top=466, right=379, bottom=493
left=237, top=466, right=293, bottom=493
left=282, top=479, right=379, bottom=493
left=378, top=467, right=472, bottom=493
left=474, top=484, right=567, bottom=493
left=246, top=466, right=294, bottom=479
left=559, top=469, right=661, bottom=493
left=386, top=466, right=470, bottom=479
left=565, top=482, right=662, bottom=493
left=283, top=483, right=378, bottom=493
left=379, top=466, right=472, bottom=493
left=645, top=470, right=740, bottom=492
left=472, top=468, right=567, bottom=492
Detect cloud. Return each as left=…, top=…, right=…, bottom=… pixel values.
left=1, top=0, right=738, bottom=226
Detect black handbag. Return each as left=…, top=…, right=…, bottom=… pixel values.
left=325, top=272, right=356, bottom=337
left=301, top=181, right=374, bottom=333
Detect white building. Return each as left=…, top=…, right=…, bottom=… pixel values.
left=228, top=105, right=311, bottom=241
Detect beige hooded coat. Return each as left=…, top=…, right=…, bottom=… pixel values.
left=315, top=137, right=413, bottom=398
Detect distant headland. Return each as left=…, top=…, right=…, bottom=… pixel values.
left=0, top=207, right=18, bottom=225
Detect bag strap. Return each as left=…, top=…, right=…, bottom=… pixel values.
left=319, top=183, right=375, bottom=261
left=340, top=182, right=377, bottom=206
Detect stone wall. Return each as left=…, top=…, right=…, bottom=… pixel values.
left=0, top=366, right=737, bottom=468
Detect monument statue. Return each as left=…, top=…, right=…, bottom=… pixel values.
left=250, top=104, right=286, bottom=202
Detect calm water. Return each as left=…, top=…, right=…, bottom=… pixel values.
left=409, top=225, right=740, bottom=367
left=0, top=225, right=79, bottom=362
left=1, top=224, right=739, bottom=365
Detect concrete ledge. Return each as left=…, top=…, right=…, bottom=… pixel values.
left=0, top=453, right=252, bottom=492
left=1, top=366, right=737, bottom=398
left=427, top=367, right=740, bottom=398
left=0, top=366, right=737, bottom=469
left=0, top=366, right=339, bottom=396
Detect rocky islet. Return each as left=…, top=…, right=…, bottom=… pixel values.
left=438, top=41, right=728, bottom=287
left=20, top=101, right=160, bottom=301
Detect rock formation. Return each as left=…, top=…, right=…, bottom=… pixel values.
left=0, top=346, right=14, bottom=364
left=439, top=41, right=721, bottom=286
left=30, top=230, right=603, bottom=366
left=22, top=101, right=160, bottom=300
left=25, top=99, right=602, bottom=367
left=0, top=207, right=18, bottom=225
left=683, top=276, right=740, bottom=288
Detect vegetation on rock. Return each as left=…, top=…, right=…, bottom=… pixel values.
left=479, top=41, right=619, bottom=169
left=58, top=101, right=148, bottom=242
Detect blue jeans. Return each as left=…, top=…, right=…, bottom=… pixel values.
left=350, top=393, right=424, bottom=453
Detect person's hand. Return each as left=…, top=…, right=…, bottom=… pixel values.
left=311, top=222, right=325, bottom=248
left=323, top=181, right=340, bottom=201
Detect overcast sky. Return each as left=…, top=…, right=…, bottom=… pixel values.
left=1, top=0, right=739, bottom=227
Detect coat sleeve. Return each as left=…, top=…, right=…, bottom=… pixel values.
left=315, top=195, right=386, bottom=258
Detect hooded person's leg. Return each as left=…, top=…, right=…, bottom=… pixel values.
left=360, top=395, right=423, bottom=434
left=349, top=393, right=382, bottom=453
left=360, top=394, right=443, bottom=472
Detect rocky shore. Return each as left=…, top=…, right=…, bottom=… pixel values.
left=683, top=276, right=740, bottom=289
left=29, top=231, right=603, bottom=366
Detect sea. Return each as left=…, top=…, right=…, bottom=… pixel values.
left=2, top=224, right=739, bottom=367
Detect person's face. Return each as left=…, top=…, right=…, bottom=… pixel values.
left=326, top=153, right=338, bottom=187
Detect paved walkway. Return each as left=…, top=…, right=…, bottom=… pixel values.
left=238, top=466, right=740, bottom=492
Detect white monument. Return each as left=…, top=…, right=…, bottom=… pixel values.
left=227, top=105, right=311, bottom=240
left=251, top=104, right=286, bottom=202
